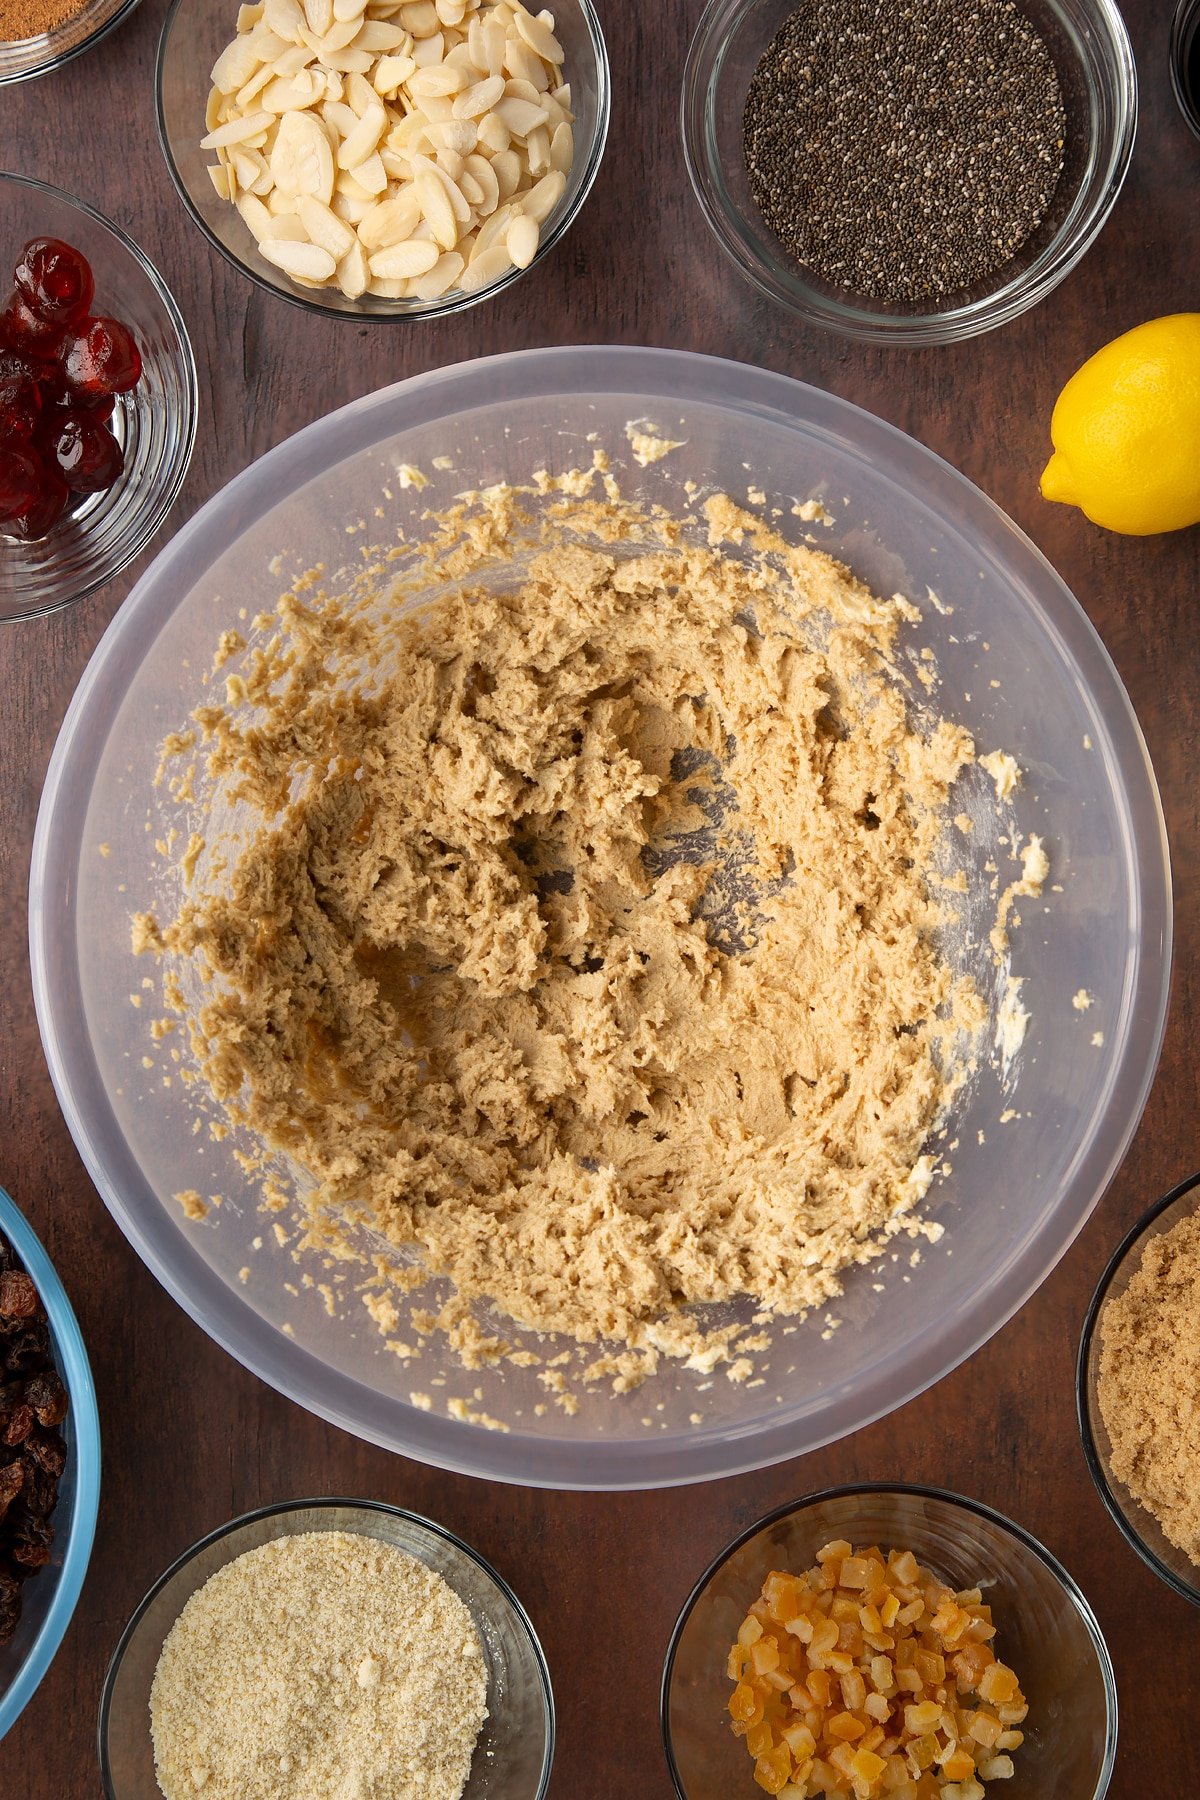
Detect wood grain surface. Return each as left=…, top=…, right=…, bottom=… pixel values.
left=2, top=2, right=1199, bottom=1793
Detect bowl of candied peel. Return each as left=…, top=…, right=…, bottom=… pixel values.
left=662, top=1485, right=1117, bottom=1800
left=0, top=172, right=197, bottom=623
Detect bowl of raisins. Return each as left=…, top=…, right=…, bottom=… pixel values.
left=0, top=172, right=197, bottom=623
left=0, top=1183, right=100, bottom=1741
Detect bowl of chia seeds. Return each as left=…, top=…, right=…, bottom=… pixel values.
left=681, top=0, right=1137, bottom=343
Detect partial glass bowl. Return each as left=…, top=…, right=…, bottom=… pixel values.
left=0, top=1183, right=101, bottom=1741
left=30, top=346, right=1171, bottom=1490
left=154, top=0, right=609, bottom=322
left=0, top=173, right=197, bottom=624
left=1078, top=1170, right=1200, bottom=1607
left=0, top=0, right=141, bottom=88
left=98, top=1497, right=554, bottom=1799
left=681, top=0, right=1137, bottom=344
left=1171, top=0, right=1200, bottom=140
left=662, top=1485, right=1118, bottom=1800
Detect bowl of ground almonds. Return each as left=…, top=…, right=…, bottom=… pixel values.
left=662, top=1485, right=1118, bottom=1800
left=30, top=345, right=1171, bottom=1490
left=681, top=0, right=1137, bottom=343
left=98, top=1497, right=554, bottom=1800
left=1078, top=1170, right=1200, bottom=1607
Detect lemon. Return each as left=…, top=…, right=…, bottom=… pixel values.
left=1040, top=313, right=1200, bottom=535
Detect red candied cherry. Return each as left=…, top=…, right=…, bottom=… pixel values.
left=0, top=347, right=44, bottom=411
left=0, top=446, right=42, bottom=523
left=0, top=290, right=65, bottom=357
left=5, top=467, right=69, bottom=540
left=59, top=317, right=142, bottom=399
left=14, top=239, right=95, bottom=328
left=0, top=398, right=38, bottom=443
left=41, top=411, right=123, bottom=493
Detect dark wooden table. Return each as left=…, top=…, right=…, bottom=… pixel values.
left=2, top=1, right=1198, bottom=1793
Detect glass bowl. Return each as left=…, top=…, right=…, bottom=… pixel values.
left=0, top=0, right=141, bottom=87
left=154, top=0, right=610, bottom=322
left=0, top=1183, right=101, bottom=1741
left=661, top=1484, right=1118, bottom=1800
left=681, top=0, right=1137, bottom=344
left=98, top=1497, right=554, bottom=1799
left=1077, top=1170, right=1200, bottom=1607
left=30, top=346, right=1171, bottom=1490
left=0, top=173, right=198, bottom=624
left=1171, top=0, right=1200, bottom=140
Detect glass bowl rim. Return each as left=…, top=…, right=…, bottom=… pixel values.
left=0, top=168, right=199, bottom=624
left=1076, top=1168, right=1200, bottom=1610
left=659, top=1480, right=1118, bottom=1800
left=0, top=1183, right=102, bottom=1742
left=29, top=344, right=1172, bottom=1490
left=0, top=0, right=144, bottom=89
left=153, top=0, right=612, bottom=324
left=1169, top=0, right=1200, bottom=141
left=96, top=1493, right=556, bottom=1800
left=679, top=0, right=1139, bottom=346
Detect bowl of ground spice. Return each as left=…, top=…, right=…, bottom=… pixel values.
left=0, top=0, right=141, bottom=88
left=99, top=1497, right=554, bottom=1800
left=1078, top=1171, right=1200, bottom=1608
left=681, top=0, right=1137, bottom=343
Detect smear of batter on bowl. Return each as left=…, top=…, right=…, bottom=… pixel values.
left=133, top=463, right=1040, bottom=1382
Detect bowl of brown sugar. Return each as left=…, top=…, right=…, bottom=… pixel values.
left=1078, top=1170, right=1200, bottom=1608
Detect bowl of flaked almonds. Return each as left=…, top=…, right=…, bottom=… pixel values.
left=154, top=0, right=610, bottom=320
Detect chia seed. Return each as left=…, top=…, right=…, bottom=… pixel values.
left=742, top=0, right=1067, bottom=303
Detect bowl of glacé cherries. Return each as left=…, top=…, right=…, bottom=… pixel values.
left=0, top=172, right=197, bottom=623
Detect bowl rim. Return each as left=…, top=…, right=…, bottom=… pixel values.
left=96, top=1494, right=556, bottom=1800
left=659, top=1480, right=1119, bottom=1800
left=29, top=344, right=1173, bottom=1490
left=1169, top=0, right=1200, bottom=140
left=1076, top=1168, right=1200, bottom=1609
left=0, top=169, right=199, bottom=624
left=0, top=1184, right=101, bottom=1742
left=0, top=0, right=143, bottom=89
left=679, top=0, right=1139, bottom=345
left=153, top=0, right=611, bottom=323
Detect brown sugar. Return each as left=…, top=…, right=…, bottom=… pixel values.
left=1096, top=1210, right=1200, bottom=1567
left=0, top=0, right=88, bottom=44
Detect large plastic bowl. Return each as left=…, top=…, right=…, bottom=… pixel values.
left=29, top=347, right=1171, bottom=1490
left=0, top=1184, right=101, bottom=1739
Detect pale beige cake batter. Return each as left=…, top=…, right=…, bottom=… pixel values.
left=137, top=481, right=993, bottom=1363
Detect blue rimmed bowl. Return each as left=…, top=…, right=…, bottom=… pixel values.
left=0, top=1183, right=100, bottom=1740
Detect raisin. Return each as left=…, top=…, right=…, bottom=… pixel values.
left=9, top=1518, right=53, bottom=1569
left=3, top=1322, right=51, bottom=1371
left=0, top=1461, right=24, bottom=1525
left=0, top=1272, right=39, bottom=1323
left=23, top=1430, right=66, bottom=1479
left=1, top=1406, right=33, bottom=1448
left=0, top=1570, right=20, bottom=1645
left=22, top=1370, right=67, bottom=1428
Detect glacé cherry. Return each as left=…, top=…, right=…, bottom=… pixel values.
left=42, top=412, right=124, bottom=493
left=59, top=317, right=142, bottom=399
left=14, top=239, right=95, bottom=329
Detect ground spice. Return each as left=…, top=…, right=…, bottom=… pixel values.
left=0, top=0, right=88, bottom=43
left=1096, top=1211, right=1200, bottom=1567
left=742, top=0, right=1067, bottom=303
left=149, top=1530, right=488, bottom=1800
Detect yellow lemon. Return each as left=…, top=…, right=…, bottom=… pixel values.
left=1040, top=313, right=1200, bottom=535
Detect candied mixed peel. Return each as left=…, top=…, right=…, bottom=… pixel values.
left=131, top=453, right=1045, bottom=1397
left=727, top=1542, right=1028, bottom=1799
